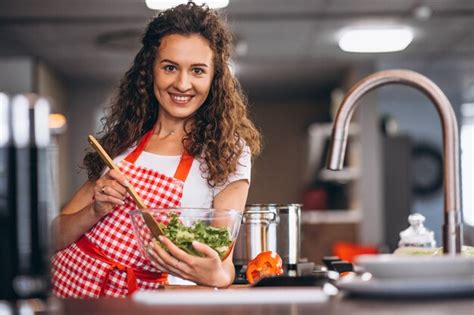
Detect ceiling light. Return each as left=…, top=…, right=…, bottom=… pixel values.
left=145, top=0, right=229, bottom=10
left=49, top=113, right=68, bottom=135
left=413, top=5, right=432, bottom=21
left=338, top=27, right=414, bottom=53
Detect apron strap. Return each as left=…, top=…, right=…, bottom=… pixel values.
left=76, top=236, right=166, bottom=296
left=173, top=153, right=194, bottom=182
left=125, top=129, right=155, bottom=164
left=124, top=127, right=194, bottom=182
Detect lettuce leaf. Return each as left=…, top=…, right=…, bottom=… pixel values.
left=157, top=212, right=232, bottom=259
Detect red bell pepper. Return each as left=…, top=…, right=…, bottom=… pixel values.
left=246, top=251, right=284, bottom=284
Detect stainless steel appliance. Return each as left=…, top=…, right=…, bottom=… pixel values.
left=0, top=93, right=52, bottom=300
left=233, top=204, right=302, bottom=268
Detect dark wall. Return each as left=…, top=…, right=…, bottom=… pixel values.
left=247, top=95, right=330, bottom=204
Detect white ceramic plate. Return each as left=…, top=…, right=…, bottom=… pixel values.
left=337, top=277, right=474, bottom=298
left=355, top=254, right=474, bottom=280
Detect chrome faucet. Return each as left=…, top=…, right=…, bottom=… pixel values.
left=327, top=69, right=462, bottom=255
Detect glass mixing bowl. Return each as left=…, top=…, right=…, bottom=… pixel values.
left=129, top=208, right=242, bottom=261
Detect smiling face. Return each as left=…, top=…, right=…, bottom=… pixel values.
left=153, top=33, right=215, bottom=123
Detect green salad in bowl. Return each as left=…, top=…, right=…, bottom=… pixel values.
left=130, top=208, right=242, bottom=261
left=158, top=212, right=233, bottom=259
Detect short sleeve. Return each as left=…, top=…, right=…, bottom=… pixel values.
left=213, top=145, right=252, bottom=196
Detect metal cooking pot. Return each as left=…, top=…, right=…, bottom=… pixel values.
left=233, top=204, right=302, bottom=266
left=232, top=204, right=278, bottom=266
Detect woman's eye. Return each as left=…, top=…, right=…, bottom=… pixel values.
left=192, top=68, right=205, bottom=75
left=163, top=65, right=176, bottom=72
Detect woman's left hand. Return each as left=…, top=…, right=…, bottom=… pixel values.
left=147, top=236, right=233, bottom=288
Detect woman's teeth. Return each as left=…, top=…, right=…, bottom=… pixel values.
left=171, top=95, right=191, bottom=102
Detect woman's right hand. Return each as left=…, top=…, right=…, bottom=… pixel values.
left=92, top=169, right=130, bottom=218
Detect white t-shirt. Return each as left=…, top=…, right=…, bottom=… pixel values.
left=113, top=146, right=251, bottom=208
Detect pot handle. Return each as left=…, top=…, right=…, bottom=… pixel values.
left=242, top=210, right=278, bottom=223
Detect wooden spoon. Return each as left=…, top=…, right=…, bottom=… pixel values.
left=87, top=135, right=163, bottom=238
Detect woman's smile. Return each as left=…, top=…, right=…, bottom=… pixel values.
left=168, top=92, right=194, bottom=105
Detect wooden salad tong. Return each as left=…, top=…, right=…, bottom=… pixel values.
left=87, top=135, right=163, bottom=238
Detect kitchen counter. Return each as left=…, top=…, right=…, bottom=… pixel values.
left=50, top=287, right=474, bottom=315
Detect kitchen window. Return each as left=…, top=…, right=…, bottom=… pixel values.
left=461, top=103, right=474, bottom=226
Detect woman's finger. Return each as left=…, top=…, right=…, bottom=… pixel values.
left=108, top=169, right=130, bottom=187
left=149, top=258, right=164, bottom=271
left=150, top=241, right=176, bottom=265
left=100, top=182, right=126, bottom=200
left=166, top=264, right=191, bottom=280
left=157, top=236, right=194, bottom=266
left=94, top=190, right=125, bottom=206
left=149, top=241, right=191, bottom=277
left=108, top=179, right=127, bottom=196
left=148, top=246, right=187, bottom=278
left=191, top=240, right=220, bottom=259
left=148, top=246, right=175, bottom=275
left=147, top=248, right=166, bottom=271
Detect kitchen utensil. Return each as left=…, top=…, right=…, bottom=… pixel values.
left=233, top=204, right=302, bottom=267
left=233, top=204, right=278, bottom=266
left=87, top=135, right=145, bottom=208
left=276, top=204, right=302, bottom=265
left=129, top=208, right=242, bottom=261
left=87, top=135, right=162, bottom=238
left=141, top=212, right=164, bottom=240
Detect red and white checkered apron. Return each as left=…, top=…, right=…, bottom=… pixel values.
left=51, top=129, right=194, bottom=298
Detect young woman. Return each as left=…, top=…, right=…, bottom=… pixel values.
left=51, top=2, right=261, bottom=298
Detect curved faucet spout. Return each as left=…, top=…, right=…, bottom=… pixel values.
left=327, top=69, right=462, bottom=254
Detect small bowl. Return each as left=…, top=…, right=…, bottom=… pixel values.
left=129, top=208, right=242, bottom=261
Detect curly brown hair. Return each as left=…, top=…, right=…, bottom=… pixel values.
left=84, top=2, right=261, bottom=186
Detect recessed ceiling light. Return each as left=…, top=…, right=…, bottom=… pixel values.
left=338, top=27, right=414, bottom=53
left=145, top=0, right=229, bottom=10
left=413, top=5, right=432, bottom=21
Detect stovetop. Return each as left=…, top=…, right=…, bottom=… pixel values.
left=233, top=256, right=352, bottom=287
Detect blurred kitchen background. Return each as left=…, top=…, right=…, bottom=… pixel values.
left=1, top=0, right=473, bottom=262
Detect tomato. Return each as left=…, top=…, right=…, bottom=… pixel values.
left=245, top=251, right=284, bottom=284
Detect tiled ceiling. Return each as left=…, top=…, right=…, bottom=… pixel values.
left=0, top=0, right=473, bottom=92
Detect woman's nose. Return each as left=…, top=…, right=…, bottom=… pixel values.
left=174, top=71, right=192, bottom=92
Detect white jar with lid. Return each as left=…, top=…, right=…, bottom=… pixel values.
left=398, top=213, right=436, bottom=248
